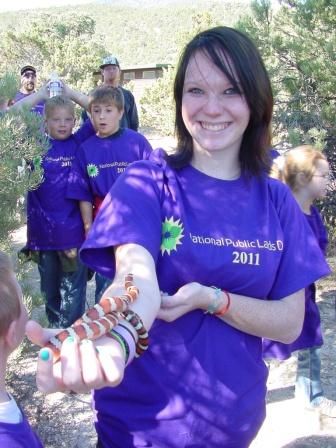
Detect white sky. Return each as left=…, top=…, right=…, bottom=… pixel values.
left=0, top=0, right=264, bottom=13
left=0, top=0, right=95, bottom=13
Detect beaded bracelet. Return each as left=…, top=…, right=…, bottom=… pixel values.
left=122, top=309, right=149, bottom=357
left=205, top=286, right=223, bottom=314
left=214, top=290, right=231, bottom=316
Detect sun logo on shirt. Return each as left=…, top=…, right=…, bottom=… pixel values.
left=87, top=163, right=99, bottom=177
left=161, top=216, right=184, bottom=255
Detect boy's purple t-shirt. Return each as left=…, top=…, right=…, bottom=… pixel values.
left=26, top=120, right=94, bottom=250
left=0, top=412, right=43, bottom=448
left=263, top=205, right=328, bottom=360
left=14, top=91, right=44, bottom=116
left=67, top=128, right=152, bottom=202
left=80, top=150, right=330, bottom=447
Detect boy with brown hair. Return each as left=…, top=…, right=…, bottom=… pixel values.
left=67, top=85, right=152, bottom=301
left=0, top=251, right=42, bottom=447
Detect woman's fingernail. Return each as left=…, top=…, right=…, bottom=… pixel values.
left=65, top=336, right=75, bottom=343
left=40, top=349, right=50, bottom=361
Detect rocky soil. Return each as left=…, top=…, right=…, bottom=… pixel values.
left=7, top=229, right=336, bottom=448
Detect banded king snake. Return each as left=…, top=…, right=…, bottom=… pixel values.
left=44, top=274, right=148, bottom=362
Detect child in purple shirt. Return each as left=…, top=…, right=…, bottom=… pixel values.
left=28, top=28, right=330, bottom=447
left=25, top=93, right=95, bottom=327
left=0, top=251, right=42, bottom=448
left=67, top=86, right=152, bottom=301
left=263, top=145, right=335, bottom=416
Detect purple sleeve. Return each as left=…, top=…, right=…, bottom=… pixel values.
left=0, top=434, right=42, bottom=448
left=268, top=183, right=331, bottom=299
left=140, top=135, right=153, bottom=160
left=80, top=160, right=163, bottom=277
left=0, top=413, right=43, bottom=448
left=73, top=118, right=95, bottom=144
left=67, top=147, right=93, bottom=202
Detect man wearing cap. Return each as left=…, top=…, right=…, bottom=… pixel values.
left=13, top=66, right=44, bottom=115
left=99, top=55, right=139, bottom=131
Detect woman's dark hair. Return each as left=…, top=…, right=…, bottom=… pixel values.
left=168, top=26, right=273, bottom=175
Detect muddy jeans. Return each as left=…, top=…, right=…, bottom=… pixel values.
left=38, top=250, right=87, bottom=327
left=95, top=272, right=112, bottom=304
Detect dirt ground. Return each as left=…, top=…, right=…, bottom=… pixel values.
left=7, top=225, right=336, bottom=448
left=251, top=256, right=336, bottom=448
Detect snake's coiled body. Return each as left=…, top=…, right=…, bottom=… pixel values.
left=44, top=274, right=139, bottom=362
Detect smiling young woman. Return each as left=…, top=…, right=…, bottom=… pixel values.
left=27, top=27, right=330, bottom=448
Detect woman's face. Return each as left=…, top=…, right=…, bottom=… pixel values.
left=181, top=51, right=250, bottom=157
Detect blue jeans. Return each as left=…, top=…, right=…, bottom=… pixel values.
left=38, top=250, right=87, bottom=327
left=295, top=347, right=323, bottom=405
left=95, top=272, right=112, bottom=304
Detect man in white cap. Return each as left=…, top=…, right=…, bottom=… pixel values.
left=99, top=55, right=139, bottom=131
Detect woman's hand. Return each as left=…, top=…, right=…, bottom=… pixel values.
left=157, top=282, right=213, bottom=322
left=25, top=320, right=125, bottom=394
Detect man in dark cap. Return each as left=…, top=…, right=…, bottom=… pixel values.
left=13, top=65, right=44, bottom=115
left=99, top=55, right=139, bottom=131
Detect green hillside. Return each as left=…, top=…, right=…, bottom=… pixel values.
left=0, top=0, right=250, bottom=65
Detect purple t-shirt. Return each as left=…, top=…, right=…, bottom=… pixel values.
left=263, top=205, right=328, bottom=360
left=80, top=150, right=330, bottom=447
left=67, top=128, right=152, bottom=203
left=14, top=91, right=45, bottom=116
left=26, top=120, right=95, bottom=250
left=0, top=412, right=43, bottom=448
